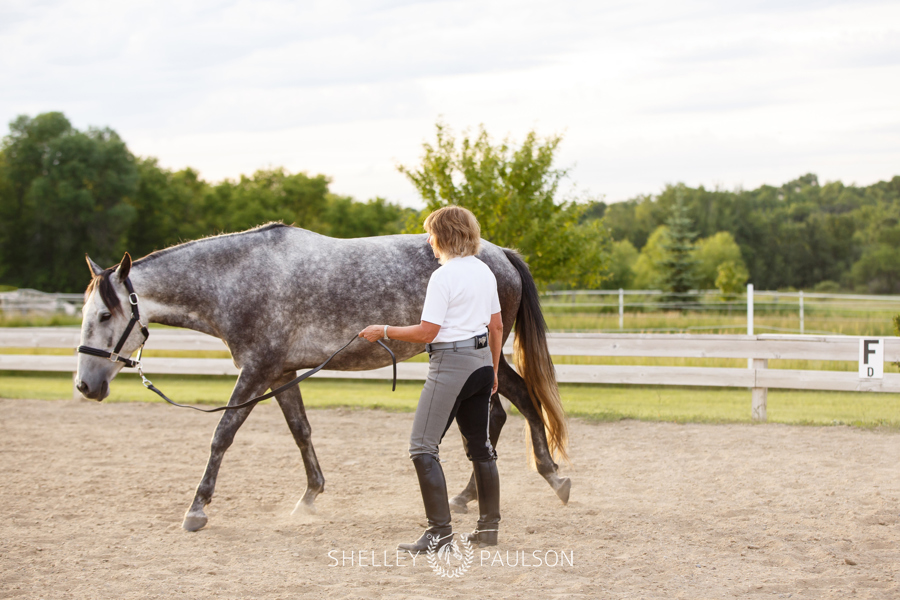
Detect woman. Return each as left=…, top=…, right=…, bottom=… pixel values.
left=359, top=206, right=503, bottom=553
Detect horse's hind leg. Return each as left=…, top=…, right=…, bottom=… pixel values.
left=182, top=370, right=270, bottom=532
left=499, top=355, right=571, bottom=504
left=272, top=372, right=325, bottom=515
left=449, top=394, right=506, bottom=514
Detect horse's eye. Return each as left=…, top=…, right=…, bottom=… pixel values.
left=99, top=313, right=112, bottom=323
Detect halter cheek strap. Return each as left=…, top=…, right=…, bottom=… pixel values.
left=77, top=278, right=149, bottom=368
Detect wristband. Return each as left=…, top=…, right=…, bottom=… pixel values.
left=383, top=325, right=390, bottom=340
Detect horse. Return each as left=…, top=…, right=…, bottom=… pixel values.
left=75, top=223, right=570, bottom=531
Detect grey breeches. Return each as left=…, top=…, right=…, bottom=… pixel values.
left=408, top=346, right=496, bottom=462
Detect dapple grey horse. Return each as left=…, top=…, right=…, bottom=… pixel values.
left=76, top=223, right=570, bottom=531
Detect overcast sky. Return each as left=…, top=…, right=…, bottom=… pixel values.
left=2, top=0, right=898, bottom=207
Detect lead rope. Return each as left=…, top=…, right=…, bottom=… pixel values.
left=136, top=336, right=397, bottom=413
left=78, top=276, right=396, bottom=412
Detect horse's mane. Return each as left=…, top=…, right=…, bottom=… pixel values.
left=133, top=222, right=291, bottom=267
left=85, top=269, right=122, bottom=313
left=85, top=223, right=292, bottom=310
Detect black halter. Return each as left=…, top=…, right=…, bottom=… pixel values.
left=77, top=278, right=149, bottom=369
left=76, top=278, right=397, bottom=412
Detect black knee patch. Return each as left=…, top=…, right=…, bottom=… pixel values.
left=446, top=366, right=496, bottom=462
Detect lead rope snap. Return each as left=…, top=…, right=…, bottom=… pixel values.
left=135, top=345, right=153, bottom=388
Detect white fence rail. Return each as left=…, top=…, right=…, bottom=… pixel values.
left=1, top=328, right=898, bottom=421
left=0, top=289, right=83, bottom=315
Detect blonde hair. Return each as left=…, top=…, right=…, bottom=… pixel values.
left=423, top=206, right=481, bottom=263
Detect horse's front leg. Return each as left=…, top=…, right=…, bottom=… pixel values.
left=449, top=393, right=507, bottom=513
left=182, top=369, right=271, bottom=532
left=272, top=372, right=325, bottom=515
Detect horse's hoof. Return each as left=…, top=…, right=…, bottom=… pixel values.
left=292, top=499, right=316, bottom=516
left=555, top=477, right=571, bottom=505
left=182, top=511, right=208, bottom=531
left=449, top=495, right=469, bottom=514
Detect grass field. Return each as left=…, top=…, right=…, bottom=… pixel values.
left=0, top=313, right=83, bottom=327
left=2, top=371, right=898, bottom=429
left=543, top=310, right=898, bottom=336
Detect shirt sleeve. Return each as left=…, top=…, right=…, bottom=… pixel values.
left=420, top=270, right=449, bottom=325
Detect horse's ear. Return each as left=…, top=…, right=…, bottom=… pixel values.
left=115, top=253, right=132, bottom=282
left=86, top=255, right=103, bottom=277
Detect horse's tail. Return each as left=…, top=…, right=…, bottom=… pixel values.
left=503, top=248, right=570, bottom=467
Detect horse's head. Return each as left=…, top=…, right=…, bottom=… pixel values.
left=75, top=253, right=143, bottom=401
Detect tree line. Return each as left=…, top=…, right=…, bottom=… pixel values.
left=1, top=111, right=898, bottom=295
left=0, top=113, right=608, bottom=293
left=0, top=113, right=415, bottom=292
left=590, top=173, right=900, bottom=294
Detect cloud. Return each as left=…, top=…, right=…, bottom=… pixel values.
left=1, top=0, right=898, bottom=207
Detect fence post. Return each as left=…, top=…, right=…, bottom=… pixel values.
left=747, top=283, right=754, bottom=369
left=747, top=283, right=754, bottom=335
left=799, top=290, right=804, bottom=334
left=751, top=358, right=768, bottom=421
left=618, top=288, right=624, bottom=330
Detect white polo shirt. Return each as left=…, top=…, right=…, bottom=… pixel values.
left=421, top=255, right=501, bottom=343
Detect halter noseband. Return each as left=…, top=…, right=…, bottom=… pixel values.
left=77, top=278, right=149, bottom=370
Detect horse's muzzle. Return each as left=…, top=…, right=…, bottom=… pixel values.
left=76, top=379, right=109, bottom=401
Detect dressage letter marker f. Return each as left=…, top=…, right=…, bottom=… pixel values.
left=858, top=339, right=884, bottom=380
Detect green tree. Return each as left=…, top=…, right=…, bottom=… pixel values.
left=715, top=260, right=749, bottom=296
left=813, top=280, right=842, bottom=293
left=632, top=225, right=668, bottom=289
left=0, top=113, right=73, bottom=285
left=206, top=168, right=331, bottom=234
left=851, top=243, right=900, bottom=293
left=125, top=160, right=209, bottom=257
left=601, top=239, right=639, bottom=289
left=399, top=123, right=609, bottom=288
left=324, top=196, right=416, bottom=238
left=0, top=112, right=138, bottom=291
left=658, top=195, right=698, bottom=301
left=693, top=231, right=746, bottom=289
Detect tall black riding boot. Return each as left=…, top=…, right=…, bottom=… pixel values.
left=397, top=454, right=453, bottom=554
left=461, top=458, right=500, bottom=547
